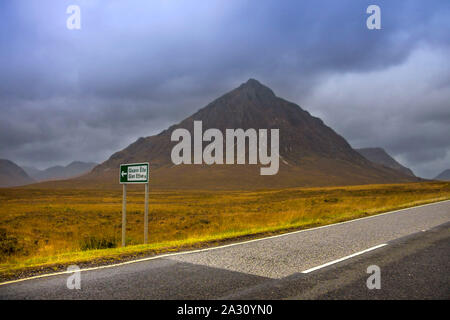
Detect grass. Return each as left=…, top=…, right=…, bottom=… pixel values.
left=0, top=181, right=449, bottom=279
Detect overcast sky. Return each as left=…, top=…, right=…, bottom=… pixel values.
left=0, top=0, right=449, bottom=178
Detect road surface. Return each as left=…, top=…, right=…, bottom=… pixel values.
left=1, top=200, right=449, bottom=299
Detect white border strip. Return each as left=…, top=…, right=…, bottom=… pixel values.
left=301, top=243, right=388, bottom=273
left=0, top=199, right=448, bottom=286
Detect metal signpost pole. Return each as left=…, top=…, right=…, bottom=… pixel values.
left=120, top=162, right=149, bottom=247
left=122, top=183, right=127, bottom=247
left=144, top=182, right=149, bottom=244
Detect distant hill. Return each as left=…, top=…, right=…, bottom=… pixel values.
left=40, top=79, right=420, bottom=189
left=22, top=166, right=42, bottom=178
left=434, top=169, right=450, bottom=181
left=356, top=148, right=415, bottom=177
left=0, top=159, right=35, bottom=187
left=23, top=161, right=98, bottom=182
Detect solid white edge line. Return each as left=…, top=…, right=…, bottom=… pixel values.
left=0, top=199, right=448, bottom=286
left=301, top=243, right=388, bottom=274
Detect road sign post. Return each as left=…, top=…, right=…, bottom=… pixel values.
left=144, top=183, right=149, bottom=244
left=122, top=184, right=127, bottom=247
left=120, top=162, right=149, bottom=247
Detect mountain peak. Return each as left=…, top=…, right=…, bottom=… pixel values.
left=434, top=169, right=450, bottom=181
left=236, top=78, right=275, bottom=98
left=89, top=79, right=420, bottom=189
left=244, top=78, right=264, bottom=87
left=356, top=147, right=415, bottom=177
left=0, top=159, right=35, bottom=187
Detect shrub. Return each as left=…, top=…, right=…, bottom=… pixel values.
left=0, top=228, right=24, bottom=257
left=79, top=235, right=117, bottom=251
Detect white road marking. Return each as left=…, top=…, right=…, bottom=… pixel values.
left=0, top=199, right=448, bottom=286
left=301, top=243, right=388, bottom=273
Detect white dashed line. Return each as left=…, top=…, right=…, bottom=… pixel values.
left=301, top=243, right=388, bottom=273
left=0, top=199, right=448, bottom=286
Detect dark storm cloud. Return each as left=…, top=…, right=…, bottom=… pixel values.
left=0, top=0, right=449, bottom=177
left=304, top=47, right=450, bottom=178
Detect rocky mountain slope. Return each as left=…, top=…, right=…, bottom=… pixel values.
left=58, top=79, right=420, bottom=189
left=24, top=161, right=98, bottom=182
left=356, top=148, right=415, bottom=177
left=0, top=159, right=35, bottom=187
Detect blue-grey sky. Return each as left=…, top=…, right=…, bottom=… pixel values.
left=0, top=0, right=449, bottom=178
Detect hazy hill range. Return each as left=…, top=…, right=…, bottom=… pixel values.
left=0, top=159, right=35, bottom=187
left=356, top=148, right=415, bottom=177
left=47, top=79, right=419, bottom=189
left=21, top=166, right=42, bottom=179
left=434, top=169, right=450, bottom=181
left=23, top=161, right=98, bottom=182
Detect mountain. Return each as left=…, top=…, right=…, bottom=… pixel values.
left=24, top=161, right=98, bottom=182
left=22, top=166, right=42, bottom=178
left=434, top=169, right=450, bottom=181
left=59, top=79, right=418, bottom=189
left=0, top=159, right=35, bottom=187
left=356, top=148, right=415, bottom=177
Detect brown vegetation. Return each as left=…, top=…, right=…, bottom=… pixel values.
left=0, top=181, right=448, bottom=276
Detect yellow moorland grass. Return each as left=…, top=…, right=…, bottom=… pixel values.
left=0, top=181, right=449, bottom=278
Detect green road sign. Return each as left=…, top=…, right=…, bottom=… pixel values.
left=120, top=162, right=149, bottom=184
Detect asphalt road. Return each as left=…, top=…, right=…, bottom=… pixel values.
left=1, top=200, right=449, bottom=300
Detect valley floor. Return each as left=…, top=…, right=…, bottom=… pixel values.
left=0, top=181, right=449, bottom=280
